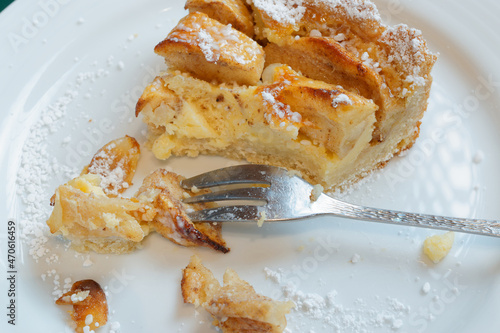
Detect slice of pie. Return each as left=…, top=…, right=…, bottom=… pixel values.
left=136, top=0, right=437, bottom=190
left=47, top=136, right=229, bottom=254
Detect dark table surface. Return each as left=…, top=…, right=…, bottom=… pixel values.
left=1, top=0, right=14, bottom=12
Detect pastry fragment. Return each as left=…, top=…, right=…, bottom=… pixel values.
left=154, top=12, right=265, bottom=85
left=423, top=231, right=455, bottom=263
left=182, top=255, right=294, bottom=332
left=185, top=0, right=255, bottom=37
left=135, top=169, right=229, bottom=253
left=47, top=173, right=155, bottom=254
left=56, top=280, right=108, bottom=333
left=47, top=136, right=228, bottom=254
left=81, top=136, right=140, bottom=197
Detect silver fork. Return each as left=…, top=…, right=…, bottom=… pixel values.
left=181, top=164, right=500, bottom=237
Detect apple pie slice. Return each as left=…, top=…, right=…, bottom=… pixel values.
left=136, top=0, right=437, bottom=191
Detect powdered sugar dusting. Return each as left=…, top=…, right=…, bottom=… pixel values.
left=87, top=142, right=131, bottom=197
left=331, top=93, right=352, bottom=107
left=264, top=267, right=412, bottom=332
left=252, top=0, right=307, bottom=25
left=16, top=93, right=81, bottom=262
left=168, top=14, right=260, bottom=65
left=252, top=0, right=381, bottom=25
left=380, top=24, right=428, bottom=87
left=261, top=85, right=302, bottom=126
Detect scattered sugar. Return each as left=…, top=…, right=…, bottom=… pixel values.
left=421, top=282, right=431, bottom=294
left=109, top=321, right=121, bottom=333
left=85, top=314, right=94, bottom=326
left=252, top=0, right=381, bottom=26
left=16, top=62, right=123, bottom=264
left=264, top=267, right=411, bottom=332
left=169, top=16, right=259, bottom=65
left=351, top=253, right=361, bottom=263
left=261, top=86, right=302, bottom=125
left=331, top=93, right=352, bottom=107
left=252, top=0, right=307, bottom=25
left=86, top=143, right=133, bottom=197
left=380, top=24, right=429, bottom=88
left=71, top=290, right=90, bottom=303
left=197, top=29, right=219, bottom=62
left=16, top=96, right=79, bottom=261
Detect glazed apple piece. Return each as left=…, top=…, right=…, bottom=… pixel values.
left=81, top=135, right=141, bottom=197
left=56, top=279, right=108, bottom=333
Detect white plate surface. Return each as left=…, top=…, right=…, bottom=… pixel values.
left=1, top=0, right=500, bottom=332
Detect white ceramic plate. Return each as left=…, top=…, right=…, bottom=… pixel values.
left=2, top=0, right=500, bottom=332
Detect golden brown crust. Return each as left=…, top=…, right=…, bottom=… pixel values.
left=82, top=136, right=140, bottom=197
left=154, top=12, right=264, bottom=86
left=181, top=255, right=294, bottom=332
left=136, top=169, right=229, bottom=253
left=181, top=254, right=221, bottom=306
left=258, top=64, right=378, bottom=158
left=185, top=0, right=254, bottom=37
left=47, top=136, right=229, bottom=254
left=135, top=0, right=437, bottom=191
left=264, top=37, right=388, bottom=131
left=56, top=280, right=108, bottom=333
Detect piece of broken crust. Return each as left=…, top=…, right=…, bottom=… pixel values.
left=81, top=135, right=140, bottom=197
left=182, top=255, right=294, bottom=332
left=135, top=169, right=229, bottom=253
left=47, top=173, right=156, bottom=254
left=56, top=279, right=108, bottom=333
left=50, top=136, right=140, bottom=206
left=154, top=12, right=265, bottom=86
left=185, top=0, right=254, bottom=37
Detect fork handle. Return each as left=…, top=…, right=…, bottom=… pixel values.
left=315, top=194, right=500, bottom=237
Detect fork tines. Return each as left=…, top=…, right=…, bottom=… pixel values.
left=180, top=164, right=285, bottom=222
left=181, top=164, right=275, bottom=189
